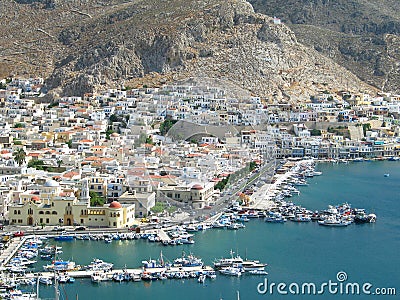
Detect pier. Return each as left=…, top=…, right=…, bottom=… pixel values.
left=27, top=265, right=215, bottom=280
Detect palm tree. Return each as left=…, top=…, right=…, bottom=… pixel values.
left=13, top=148, right=26, bottom=166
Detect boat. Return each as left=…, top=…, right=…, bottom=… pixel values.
left=214, top=250, right=243, bottom=269
left=227, top=223, right=242, bottom=230
left=198, top=274, right=206, bottom=283
left=248, top=269, right=268, bottom=275
left=173, top=253, right=203, bottom=267
left=291, top=214, right=311, bottom=222
left=4, top=289, right=37, bottom=299
left=112, top=272, right=125, bottom=282
left=318, top=217, right=351, bottom=227
left=241, top=260, right=267, bottom=271
left=57, top=273, right=74, bottom=284
left=54, top=233, right=74, bottom=241
left=354, top=213, right=377, bottom=224
left=39, top=276, right=53, bottom=285
left=86, top=258, right=113, bottom=271
left=44, top=260, right=76, bottom=272
left=384, top=173, right=390, bottom=177
left=40, top=254, right=53, bottom=261
left=91, top=272, right=110, bottom=283
left=8, top=257, right=37, bottom=266
left=264, top=212, right=286, bottom=223
left=219, top=267, right=242, bottom=276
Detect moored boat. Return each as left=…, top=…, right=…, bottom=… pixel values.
left=219, top=267, right=242, bottom=276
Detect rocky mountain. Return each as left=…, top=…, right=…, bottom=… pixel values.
left=0, top=0, right=380, bottom=102
left=248, top=0, right=400, bottom=94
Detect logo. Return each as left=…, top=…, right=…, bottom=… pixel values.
left=257, top=271, right=396, bottom=296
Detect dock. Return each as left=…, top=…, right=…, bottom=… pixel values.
left=157, top=229, right=171, bottom=242
left=0, top=236, right=29, bottom=267
left=25, top=265, right=214, bottom=280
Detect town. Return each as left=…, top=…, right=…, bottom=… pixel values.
left=0, top=76, right=399, bottom=230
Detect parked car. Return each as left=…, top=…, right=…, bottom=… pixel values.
left=74, top=226, right=87, bottom=231
left=13, top=231, right=24, bottom=237
left=52, top=226, right=65, bottom=232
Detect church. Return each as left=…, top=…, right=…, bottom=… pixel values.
left=8, top=178, right=136, bottom=229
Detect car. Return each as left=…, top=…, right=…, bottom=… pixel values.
left=74, top=226, right=87, bottom=231
left=13, top=231, right=24, bottom=237
left=52, top=226, right=65, bottom=232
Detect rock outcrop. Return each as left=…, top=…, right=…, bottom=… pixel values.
left=0, top=0, right=379, bottom=101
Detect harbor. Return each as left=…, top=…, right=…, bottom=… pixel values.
left=0, top=160, right=397, bottom=299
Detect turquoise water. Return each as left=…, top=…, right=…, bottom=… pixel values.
left=35, top=161, right=400, bottom=300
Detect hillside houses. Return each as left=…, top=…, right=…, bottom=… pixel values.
left=1, top=78, right=400, bottom=226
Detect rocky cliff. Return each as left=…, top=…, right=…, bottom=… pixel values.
left=248, top=0, right=400, bottom=94
left=0, top=0, right=378, bottom=101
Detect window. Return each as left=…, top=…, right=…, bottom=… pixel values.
left=40, top=218, right=43, bottom=223
left=52, top=211, right=57, bottom=215
left=39, top=211, right=44, bottom=215
left=46, top=218, right=49, bottom=223
left=45, top=211, right=50, bottom=215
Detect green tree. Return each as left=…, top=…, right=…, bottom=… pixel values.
left=150, top=202, right=166, bottom=214
left=362, top=123, right=371, bottom=136
left=67, top=139, right=72, bottom=148
left=13, top=123, right=25, bottom=128
left=145, top=136, right=154, bottom=145
left=47, top=101, right=59, bottom=108
left=105, top=129, right=115, bottom=140
left=159, top=119, right=178, bottom=136
left=310, top=129, right=322, bottom=136
left=28, top=159, right=45, bottom=170
left=89, top=191, right=105, bottom=207
left=13, top=148, right=26, bottom=166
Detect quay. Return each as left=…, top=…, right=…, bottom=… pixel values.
left=23, top=265, right=215, bottom=280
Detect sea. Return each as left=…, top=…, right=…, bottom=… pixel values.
left=34, top=160, right=399, bottom=300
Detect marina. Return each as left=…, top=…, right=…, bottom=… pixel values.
left=0, top=160, right=398, bottom=299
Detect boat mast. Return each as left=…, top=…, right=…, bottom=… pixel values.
left=54, top=245, right=60, bottom=300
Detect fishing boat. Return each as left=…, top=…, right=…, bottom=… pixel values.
left=354, top=212, right=377, bottom=223
left=53, top=233, right=74, bottom=242
left=91, top=272, right=110, bottom=283
left=173, top=253, right=203, bottom=267
left=264, top=212, right=286, bottom=223
left=318, top=217, right=351, bottom=227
